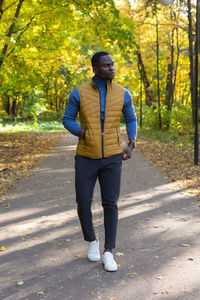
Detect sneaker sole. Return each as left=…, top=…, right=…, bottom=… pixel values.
left=88, top=256, right=101, bottom=262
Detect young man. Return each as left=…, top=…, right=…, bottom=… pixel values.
left=63, top=51, right=137, bottom=271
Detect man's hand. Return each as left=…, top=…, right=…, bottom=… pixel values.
left=78, top=128, right=86, bottom=140
left=122, top=140, right=136, bottom=161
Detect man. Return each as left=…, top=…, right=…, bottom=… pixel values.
left=63, top=51, right=137, bottom=272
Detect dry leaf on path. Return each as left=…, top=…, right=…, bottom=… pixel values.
left=128, top=272, right=137, bottom=276
left=37, top=291, right=45, bottom=295
left=161, top=291, right=169, bottom=295
left=116, top=252, right=124, bottom=257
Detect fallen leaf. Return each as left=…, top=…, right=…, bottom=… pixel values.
left=37, top=291, right=45, bottom=295
left=0, top=246, right=5, bottom=251
left=161, top=291, right=169, bottom=295
left=128, top=272, right=137, bottom=276
left=116, top=252, right=124, bottom=257
left=156, top=276, right=163, bottom=280
left=118, top=280, right=125, bottom=285
left=65, top=239, right=71, bottom=242
left=187, top=258, right=194, bottom=261
left=181, top=244, right=190, bottom=247
left=17, top=281, right=24, bottom=286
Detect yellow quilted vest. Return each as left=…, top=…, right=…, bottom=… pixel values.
left=76, top=80, right=125, bottom=159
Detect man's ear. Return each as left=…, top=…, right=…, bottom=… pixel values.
left=93, top=66, right=97, bottom=74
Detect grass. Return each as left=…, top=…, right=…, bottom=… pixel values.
left=138, top=127, right=194, bottom=146
left=0, top=120, right=66, bottom=133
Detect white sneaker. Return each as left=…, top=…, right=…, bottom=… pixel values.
left=102, top=252, right=118, bottom=272
left=88, top=240, right=100, bottom=262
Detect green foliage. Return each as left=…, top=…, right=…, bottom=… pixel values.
left=37, top=110, right=63, bottom=121
left=0, top=120, right=65, bottom=133
left=0, top=0, right=197, bottom=137
left=169, top=103, right=193, bottom=134
left=138, top=127, right=179, bottom=143
left=0, top=0, right=139, bottom=119
left=20, top=92, right=46, bottom=119
left=136, top=103, right=193, bottom=135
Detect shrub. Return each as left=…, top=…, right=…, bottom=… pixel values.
left=136, top=103, right=193, bottom=134
left=37, top=110, right=63, bottom=121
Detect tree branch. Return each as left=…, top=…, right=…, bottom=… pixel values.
left=0, top=0, right=24, bottom=69
left=0, top=1, right=18, bottom=20
left=6, top=17, right=34, bottom=58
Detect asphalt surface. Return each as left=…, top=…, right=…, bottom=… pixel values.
left=0, top=134, right=200, bottom=300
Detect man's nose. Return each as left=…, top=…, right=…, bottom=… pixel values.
left=109, top=65, right=115, bottom=71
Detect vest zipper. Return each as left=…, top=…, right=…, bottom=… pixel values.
left=102, top=131, right=104, bottom=157
left=116, top=127, right=119, bottom=146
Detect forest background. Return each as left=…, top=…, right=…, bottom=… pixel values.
left=0, top=0, right=199, bottom=198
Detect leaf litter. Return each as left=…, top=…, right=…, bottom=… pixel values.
left=0, top=132, right=65, bottom=197
left=136, top=136, right=200, bottom=201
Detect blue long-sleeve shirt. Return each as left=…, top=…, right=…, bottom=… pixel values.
left=63, top=76, right=137, bottom=140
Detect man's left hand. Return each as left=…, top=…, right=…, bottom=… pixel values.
left=122, top=141, right=135, bottom=161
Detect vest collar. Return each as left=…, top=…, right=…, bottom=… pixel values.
left=90, top=76, right=112, bottom=89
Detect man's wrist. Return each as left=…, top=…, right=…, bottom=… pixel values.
left=78, top=128, right=85, bottom=139
left=128, top=139, right=136, bottom=149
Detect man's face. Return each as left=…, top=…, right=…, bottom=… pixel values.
left=93, top=55, right=115, bottom=80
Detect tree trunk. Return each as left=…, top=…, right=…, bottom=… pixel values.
left=187, top=0, right=195, bottom=124
left=136, top=49, right=155, bottom=106
left=156, top=16, right=162, bottom=129
left=0, top=0, right=24, bottom=69
left=4, top=95, right=10, bottom=115
left=11, top=98, right=16, bottom=116
left=165, top=28, right=174, bottom=112
left=173, top=17, right=180, bottom=105
left=0, top=0, right=4, bottom=19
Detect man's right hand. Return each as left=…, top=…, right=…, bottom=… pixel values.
left=78, top=128, right=85, bottom=140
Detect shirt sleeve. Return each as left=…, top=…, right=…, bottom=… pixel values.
left=122, top=89, right=137, bottom=140
left=62, top=88, right=81, bottom=136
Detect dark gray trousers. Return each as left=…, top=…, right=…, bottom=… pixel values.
left=75, top=153, right=122, bottom=249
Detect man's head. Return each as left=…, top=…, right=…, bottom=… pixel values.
left=91, top=51, right=115, bottom=80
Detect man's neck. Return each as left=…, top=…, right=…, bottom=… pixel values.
left=93, top=76, right=111, bottom=83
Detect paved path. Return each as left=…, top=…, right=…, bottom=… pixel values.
left=0, top=135, right=200, bottom=300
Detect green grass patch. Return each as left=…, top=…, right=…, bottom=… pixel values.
left=138, top=127, right=194, bottom=147
left=0, top=120, right=66, bottom=133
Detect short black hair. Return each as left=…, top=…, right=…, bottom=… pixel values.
left=91, top=51, right=110, bottom=67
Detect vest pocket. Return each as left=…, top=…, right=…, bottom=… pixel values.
left=116, top=127, right=119, bottom=146
left=83, top=129, right=86, bottom=148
